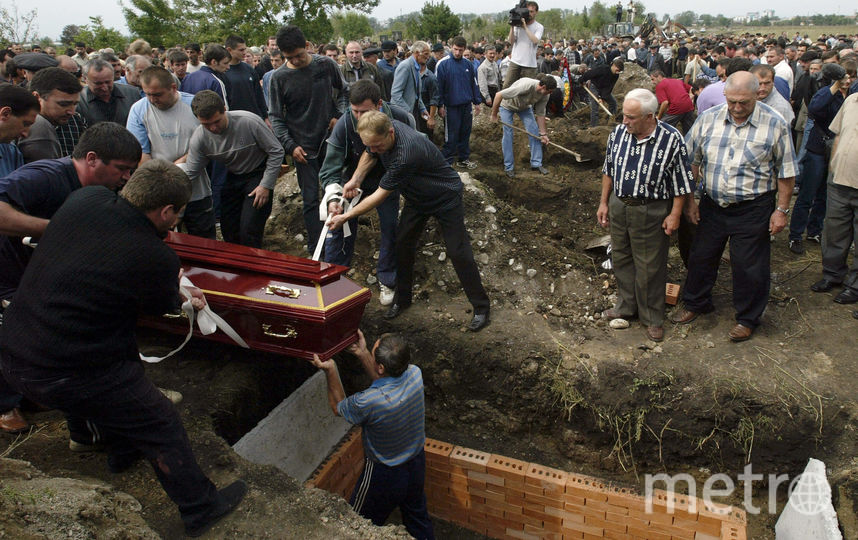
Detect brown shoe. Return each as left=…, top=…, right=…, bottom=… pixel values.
left=602, top=308, right=635, bottom=321
left=728, top=324, right=753, bottom=342
left=0, top=407, right=29, bottom=434
left=646, top=326, right=664, bottom=342
left=671, top=308, right=699, bottom=324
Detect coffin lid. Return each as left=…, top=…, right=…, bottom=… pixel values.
left=166, top=232, right=345, bottom=284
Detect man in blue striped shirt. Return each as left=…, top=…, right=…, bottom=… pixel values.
left=673, top=72, right=797, bottom=342
left=598, top=89, right=694, bottom=342
left=310, top=330, right=434, bottom=539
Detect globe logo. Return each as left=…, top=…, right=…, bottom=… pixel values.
left=787, top=471, right=830, bottom=516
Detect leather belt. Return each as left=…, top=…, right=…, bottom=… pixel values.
left=619, top=197, right=648, bottom=206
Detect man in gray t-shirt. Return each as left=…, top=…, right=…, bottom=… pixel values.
left=126, top=66, right=214, bottom=238
left=186, top=91, right=285, bottom=248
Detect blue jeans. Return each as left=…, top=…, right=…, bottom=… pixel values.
left=795, top=118, right=814, bottom=180
left=789, top=150, right=827, bottom=242
left=323, top=190, right=399, bottom=289
left=500, top=106, right=542, bottom=172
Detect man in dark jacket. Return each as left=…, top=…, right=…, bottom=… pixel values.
left=269, top=25, right=349, bottom=254
left=0, top=160, right=246, bottom=537
left=580, top=58, right=624, bottom=126
left=435, top=36, right=482, bottom=169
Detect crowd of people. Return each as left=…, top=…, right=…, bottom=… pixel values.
left=1, top=8, right=858, bottom=537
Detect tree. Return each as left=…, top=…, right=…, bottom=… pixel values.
left=122, top=0, right=192, bottom=47
left=0, top=1, right=39, bottom=44
left=413, top=2, right=461, bottom=41
left=674, top=11, right=696, bottom=27
left=539, top=9, right=563, bottom=40
left=73, top=17, right=128, bottom=52
left=332, top=11, right=373, bottom=41
left=60, top=25, right=82, bottom=46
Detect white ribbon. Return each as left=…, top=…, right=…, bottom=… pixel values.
left=312, top=185, right=363, bottom=262
left=139, top=276, right=249, bottom=363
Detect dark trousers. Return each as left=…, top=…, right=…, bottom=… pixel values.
left=295, top=157, right=323, bottom=253
left=1, top=357, right=219, bottom=529
left=323, top=190, right=399, bottom=289
left=350, top=450, right=434, bottom=540
left=181, top=196, right=217, bottom=239
left=821, top=182, right=858, bottom=291
left=682, top=193, right=774, bottom=329
left=442, top=104, right=473, bottom=164
left=789, top=150, right=827, bottom=241
left=589, top=93, right=617, bottom=126
left=661, top=110, right=696, bottom=134
left=209, top=161, right=227, bottom=218
left=394, top=201, right=489, bottom=315
left=220, top=168, right=271, bottom=248
left=0, top=303, right=23, bottom=413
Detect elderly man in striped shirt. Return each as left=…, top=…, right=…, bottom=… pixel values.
left=310, top=330, right=434, bottom=539
left=598, top=88, right=694, bottom=342
left=672, top=72, right=797, bottom=342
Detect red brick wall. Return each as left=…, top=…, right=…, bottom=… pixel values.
left=307, top=434, right=748, bottom=540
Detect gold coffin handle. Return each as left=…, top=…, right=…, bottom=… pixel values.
left=264, top=284, right=301, bottom=298
left=163, top=310, right=188, bottom=319
left=261, top=323, right=298, bottom=339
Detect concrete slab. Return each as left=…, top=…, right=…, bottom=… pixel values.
left=775, top=458, right=842, bottom=540
left=233, top=370, right=353, bottom=482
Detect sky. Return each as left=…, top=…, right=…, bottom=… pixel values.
left=23, top=0, right=858, bottom=42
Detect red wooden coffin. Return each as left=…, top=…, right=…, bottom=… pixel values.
left=138, top=232, right=371, bottom=360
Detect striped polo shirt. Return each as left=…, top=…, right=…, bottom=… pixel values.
left=685, top=101, right=797, bottom=207
left=602, top=121, right=694, bottom=200
left=337, top=364, right=425, bottom=467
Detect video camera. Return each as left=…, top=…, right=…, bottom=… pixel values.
left=508, top=0, right=531, bottom=26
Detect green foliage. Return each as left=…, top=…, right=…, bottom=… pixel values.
left=72, top=17, right=128, bottom=52
left=412, top=2, right=462, bottom=42
left=60, top=25, right=81, bottom=46
left=121, top=0, right=189, bottom=47
left=332, top=11, right=373, bottom=41
left=673, top=11, right=696, bottom=27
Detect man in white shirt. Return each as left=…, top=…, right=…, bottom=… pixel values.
left=503, top=1, right=544, bottom=89
left=126, top=66, right=214, bottom=238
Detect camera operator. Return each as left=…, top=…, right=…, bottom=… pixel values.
left=504, top=1, right=544, bottom=90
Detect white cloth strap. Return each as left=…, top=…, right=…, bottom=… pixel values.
left=139, top=276, right=249, bottom=363
left=312, top=185, right=363, bottom=262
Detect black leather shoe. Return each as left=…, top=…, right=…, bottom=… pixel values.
left=834, top=288, right=858, bottom=304
left=185, top=480, right=247, bottom=537
left=383, top=302, right=410, bottom=320
left=810, top=279, right=838, bottom=293
left=531, top=166, right=549, bottom=175
left=468, top=313, right=490, bottom=332
left=853, top=311, right=858, bottom=320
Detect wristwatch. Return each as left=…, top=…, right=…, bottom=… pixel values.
left=776, top=206, right=790, bottom=215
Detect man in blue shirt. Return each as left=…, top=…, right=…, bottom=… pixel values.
left=0, top=84, right=39, bottom=178
left=310, top=330, right=434, bottom=540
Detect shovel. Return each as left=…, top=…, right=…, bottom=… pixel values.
left=582, top=85, right=618, bottom=120
left=499, top=120, right=590, bottom=163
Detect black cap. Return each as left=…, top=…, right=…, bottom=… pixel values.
left=431, top=43, right=444, bottom=52
left=363, top=47, right=381, bottom=57
left=13, top=52, right=59, bottom=71
left=381, top=40, right=397, bottom=51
